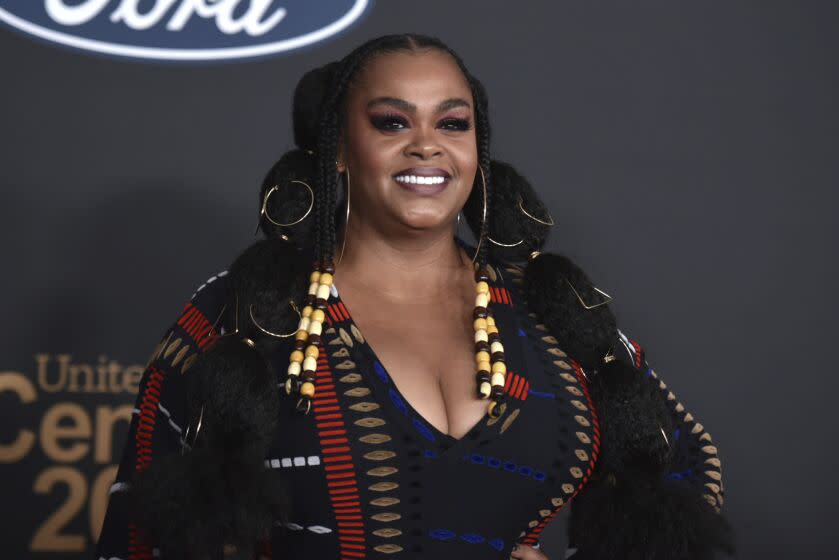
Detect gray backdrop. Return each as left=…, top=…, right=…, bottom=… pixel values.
left=1, top=1, right=836, bottom=558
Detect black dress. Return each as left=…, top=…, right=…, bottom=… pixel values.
left=95, top=260, right=723, bottom=560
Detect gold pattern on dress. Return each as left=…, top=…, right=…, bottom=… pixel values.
left=700, top=432, right=713, bottom=442
left=335, top=359, right=356, bottom=370
left=373, top=544, right=403, bottom=554
left=569, top=467, right=583, bottom=479
left=370, top=497, right=400, bottom=507
left=331, top=347, right=350, bottom=358
left=539, top=509, right=552, bottom=518
left=675, top=403, right=685, bottom=413
left=534, top=324, right=547, bottom=331
left=360, top=433, right=392, bottom=444
left=691, top=423, right=704, bottom=434
left=574, top=415, right=590, bottom=427
left=344, top=387, right=371, bottom=398
left=327, top=335, right=342, bottom=346
left=349, top=401, right=380, bottom=412
left=181, top=354, right=198, bottom=374
left=701, top=445, right=718, bottom=455
left=560, top=373, right=577, bottom=383
left=527, top=520, right=539, bottom=528
left=574, top=449, right=589, bottom=462
left=541, top=335, right=559, bottom=345
left=703, top=494, right=718, bottom=507
left=350, top=324, right=365, bottom=343
left=504, top=265, right=524, bottom=277
left=705, top=457, right=721, bottom=467
left=486, top=264, right=497, bottom=282
left=551, top=497, right=564, bottom=507
left=372, top=528, right=402, bottom=538
left=570, top=400, right=587, bottom=411
left=562, top=483, right=575, bottom=494
left=339, top=373, right=362, bottom=383
left=666, top=391, right=676, bottom=401
left=369, top=481, right=399, bottom=492
left=367, top=466, right=398, bottom=477
left=324, top=327, right=336, bottom=335
left=172, top=345, right=190, bottom=367
left=355, top=417, right=386, bottom=428
left=683, top=412, right=694, bottom=422
left=371, top=512, right=401, bottom=522
left=565, top=386, right=583, bottom=397
left=705, top=483, right=721, bottom=494
left=500, top=408, right=520, bottom=434
left=547, top=348, right=567, bottom=358
left=485, top=401, right=508, bottom=426
left=364, top=450, right=396, bottom=461
left=554, top=360, right=572, bottom=370
left=338, top=328, right=354, bottom=347
left=576, top=431, right=591, bottom=444
left=704, top=470, right=722, bottom=481
left=164, top=337, right=182, bottom=359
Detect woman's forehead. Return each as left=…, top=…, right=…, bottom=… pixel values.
left=350, top=49, right=473, bottom=108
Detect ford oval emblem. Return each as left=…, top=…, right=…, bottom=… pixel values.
left=0, top=0, right=372, bottom=62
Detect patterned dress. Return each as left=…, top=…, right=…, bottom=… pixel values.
left=95, top=260, right=724, bottom=560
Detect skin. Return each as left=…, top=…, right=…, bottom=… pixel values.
left=333, top=49, right=549, bottom=560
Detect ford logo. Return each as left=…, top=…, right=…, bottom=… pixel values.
left=0, top=0, right=371, bottom=62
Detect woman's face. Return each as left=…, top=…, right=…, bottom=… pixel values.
left=341, top=48, right=478, bottom=237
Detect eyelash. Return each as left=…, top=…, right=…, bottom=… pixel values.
left=370, top=114, right=472, bottom=132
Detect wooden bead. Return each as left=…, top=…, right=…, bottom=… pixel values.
left=475, top=281, right=490, bottom=295
left=322, top=262, right=335, bottom=274
left=287, top=362, right=301, bottom=376
left=475, top=351, right=490, bottom=364
left=491, top=372, right=506, bottom=386
left=486, top=315, right=496, bottom=327
left=473, top=307, right=488, bottom=319
left=304, top=346, right=319, bottom=359
left=302, top=305, right=313, bottom=318
left=299, top=317, right=311, bottom=332
left=294, top=339, right=306, bottom=350
left=300, top=382, right=315, bottom=397
left=491, top=352, right=505, bottom=363
left=307, top=282, right=319, bottom=295
left=475, top=293, right=489, bottom=308
left=316, top=284, right=331, bottom=300
left=473, top=318, right=488, bottom=331
left=487, top=325, right=499, bottom=335
left=307, top=320, right=322, bottom=336
left=490, top=385, right=505, bottom=398
left=295, top=330, right=308, bottom=341
left=477, top=360, right=491, bottom=374
left=285, top=377, right=300, bottom=395
left=476, top=372, right=490, bottom=383
left=319, top=273, right=333, bottom=286
left=302, top=356, right=317, bottom=372
left=309, top=271, right=321, bottom=283
left=475, top=269, right=490, bottom=282
left=311, top=309, right=325, bottom=323
left=474, top=329, right=488, bottom=343
left=290, top=350, right=304, bottom=363
left=305, top=294, right=316, bottom=306
left=301, top=370, right=317, bottom=382
left=491, top=361, right=506, bottom=375
left=315, top=298, right=328, bottom=309
left=479, top=381, right=491, bottom=398
left=308, top=334, right=322, bottom=347
left=475, top=341, right=490, bottom=353
left=490, top=341, right=504, bottom=354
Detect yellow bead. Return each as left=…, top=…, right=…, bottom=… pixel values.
left=319, top=272, right=334, bottom=286
left=309, top=271, right=321, bottom=283
left=302, top=305, right=313, bottom=318
left=479, top=381, right=491, bottom=398
left=486, top=316, right=496, bottom=327
left=492, top=361, right=507, bottom=375
left=295, top=330, right=308, bottom=341
left=305, top=346, right=319, bottom=359
left=290, top=350, right=304, bottom=363
left=475, top=293, right=489, bottom=308
left=475, top=351, right=490, bottom=364
left=311, top=309, right=325, bottom=323
left=300, top=382, right=315, bottom=397
left=476, top=281, right=490, bottom=295
left=491, top=372, right=506, bottom=386
left=477, top=360, right=491, bottom=373
left=473, top=318, right=488, bottom=331
left=308, top=282, right=319, bottom=295
left=487, top=325, right=499, bottom=335
left=303, top=356, right=317, bottom=372
left=287, top=362, right=301, bottom=376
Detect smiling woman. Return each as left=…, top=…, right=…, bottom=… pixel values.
left=95, top=34, right=735, bottom=560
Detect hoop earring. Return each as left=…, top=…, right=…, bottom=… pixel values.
left=565, top=278, right=613, bottom=309
left=248, top=300, right=302, bottom=338
left=518, top=195, right=554, bottom=227
left=471, top=165, right=488, bottom=264
left=255, top=180, right=315, bottom=235
left=487, top=236, right=524, bottom=248
left=337, top=167, right=350, bottom=265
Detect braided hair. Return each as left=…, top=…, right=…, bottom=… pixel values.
left=130, top=33, right=733, bottom=559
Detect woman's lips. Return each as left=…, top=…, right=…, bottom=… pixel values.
left=393, top=167, right=451, bottom=195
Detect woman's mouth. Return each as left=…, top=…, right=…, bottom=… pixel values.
left=393, top=167, right=451, bottom=195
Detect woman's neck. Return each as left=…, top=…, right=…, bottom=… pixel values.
left=333, top=221, right=473, bottom=304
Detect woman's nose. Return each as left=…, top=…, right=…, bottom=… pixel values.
left=404, top=128, right=443, bottom=160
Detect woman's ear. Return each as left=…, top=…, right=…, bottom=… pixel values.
left=336, top=139, right=347, bottom=173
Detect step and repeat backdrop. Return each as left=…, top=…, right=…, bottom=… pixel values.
left=1, top=1, right=837, bottom=559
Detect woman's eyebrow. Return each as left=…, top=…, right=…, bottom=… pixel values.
left=367, top=97, right=472, bottom=113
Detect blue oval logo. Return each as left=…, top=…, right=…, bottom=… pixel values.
left=0, top=0, right=371, bottom=62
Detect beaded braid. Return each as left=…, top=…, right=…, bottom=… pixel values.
left=284, top=34, right=509, bottom=418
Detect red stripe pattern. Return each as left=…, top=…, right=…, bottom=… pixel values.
left=520, top=359, right=600, bottom=546
left=489, top=286, right=513, bottom=306
left=177, top=302, right=218, bottom=349
left=313, top=346, right=367, bottom=558
left=503, top=371, right=530, bottom=400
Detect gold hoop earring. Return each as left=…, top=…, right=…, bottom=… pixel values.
left=248, top=300, right=302, bottom=338
left=487, top=236, right=524, bottom=248
left=256, top=180, right=315, bottom=235
left=518, top=195, right=555, bottom=226
left=337, top=166, right=350, bottom=265
left=565, top=278, right=613, bottom=309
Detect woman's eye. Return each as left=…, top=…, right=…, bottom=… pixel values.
left=370, top=115, right=408, bottom=130
left=439, top=118, right=472, bottom=131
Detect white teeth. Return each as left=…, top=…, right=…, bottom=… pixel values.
left=394, top=175, right=447, bottom=185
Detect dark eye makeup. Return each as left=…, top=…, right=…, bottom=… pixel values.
left=368, top=112, right=473, bottom=132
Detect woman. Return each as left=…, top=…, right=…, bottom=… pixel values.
left=96, top=34, right=733, bottom=560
